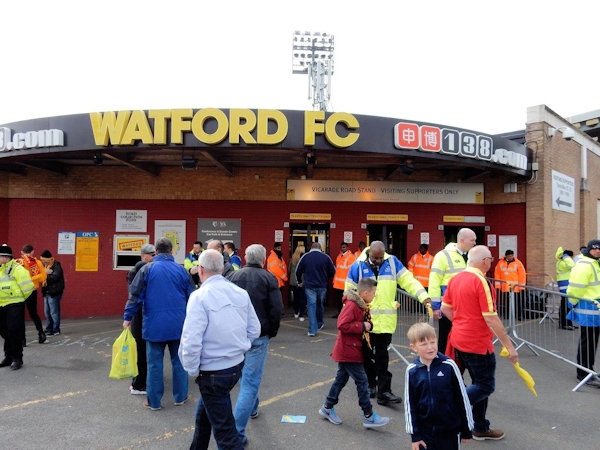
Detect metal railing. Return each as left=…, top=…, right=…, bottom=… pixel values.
left=390, top=280, right=600, bottom=392
left=388, top=289, right=431, bottom=365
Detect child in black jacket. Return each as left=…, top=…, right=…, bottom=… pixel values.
left=404, top=322, right=473, bottom=450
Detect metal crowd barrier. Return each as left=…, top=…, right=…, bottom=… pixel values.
left=490, top=278, right=599, bottom=392
left=389, top=280, right=600, bottom=392
left=388, top=289, right=432, bottom=365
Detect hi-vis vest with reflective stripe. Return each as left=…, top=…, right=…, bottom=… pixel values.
left=407, top=252, right=433, bottom=287
left=184, top=250, right=201, bottom=271
left=428, top=243, right=467, bottom=309
left=0, top=259, right=35, bottom=307
left=555, top=247, right=575, bottom=294
left=267, top=250, right=288, bottom=288
left=567, top=255, right=600, bottom=327
left=345, top=249, right=428, bottom=334
left=493, top=258, right=526, bottom=293
left=334, top=251, right=356, bottom=290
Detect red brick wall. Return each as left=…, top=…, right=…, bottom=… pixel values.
left=6, top=197, right=525, bottom=318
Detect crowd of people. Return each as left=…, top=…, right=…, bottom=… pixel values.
left=3, top=231, right=599, bottom=449
left=0, top=244, right=65, bottom=371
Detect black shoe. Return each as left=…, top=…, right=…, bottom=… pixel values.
left=54, top=330, right=61, bottom=335
left=331, top=313, right=340, bottom=318
left=0, top=358, right=12, bottom=367
left=368, top=386, right=376, bottom=398
left=377, top=391, right=402, bottom=405
left=46, top=330, right=55, bottom=336
left=39, top=331, right=47, bottom=344
left=10, top=361, right=23, bottom=370
left=560, top=326, right=575, bottom=330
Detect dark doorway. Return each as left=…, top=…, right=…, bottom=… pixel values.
left=289, top=223, right=330, bottom=256
left=366, top=224, right=408, bottom=264
left=443, top=226, right=485, bottom=247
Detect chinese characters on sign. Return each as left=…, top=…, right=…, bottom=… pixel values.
left=393, top=122, right=525, bottom=170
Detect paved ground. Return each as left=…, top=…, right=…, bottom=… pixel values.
left=3, top=310, right=599, bottom=449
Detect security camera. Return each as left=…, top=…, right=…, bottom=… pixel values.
left=562, top=127, right=575, bottom=141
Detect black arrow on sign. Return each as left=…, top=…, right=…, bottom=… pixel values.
left=556, top=197, right=572, bottom=208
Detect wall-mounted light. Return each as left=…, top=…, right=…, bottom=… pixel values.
left=93, top=153, right=103, bottom=165
left=181, top=155, right=198, bottom=170
left=401, top=160, right=414, bottom=176
left=548, top=126, right=575, bottom=141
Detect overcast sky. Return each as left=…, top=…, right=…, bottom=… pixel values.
left=2, top=0, right=598, bottom=134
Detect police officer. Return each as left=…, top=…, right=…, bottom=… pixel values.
left=567, top=239, right=600, bottom=387
left=0, top=244, right=35, bottom=370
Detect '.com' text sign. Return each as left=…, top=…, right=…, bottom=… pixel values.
left=287, top=180, right=483, bottom=204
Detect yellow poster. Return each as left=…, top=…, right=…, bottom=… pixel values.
left=76, top=232, right=99, bottom=271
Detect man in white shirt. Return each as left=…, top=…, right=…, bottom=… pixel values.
left=179, top=249, right=261, bottom=450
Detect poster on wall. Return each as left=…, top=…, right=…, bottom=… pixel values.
left=57, top=231, right=76, bottom=255
left=420, top=232, right=429, bottom=245
left=197, top=219, right=241, bottom=248
left=499, top=235, right=517, bottom=257
left=114, top=235, right=149, bottom=252
left=343, top=231, right=353, bottom=243
left=116, top=210, right=147, bottom=232
left=155, top=220, right=186, bottom=264
left=75, top=232, right=99, bottom=271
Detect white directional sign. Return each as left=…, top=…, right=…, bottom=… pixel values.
left=551, top=170, right=575, bottom=214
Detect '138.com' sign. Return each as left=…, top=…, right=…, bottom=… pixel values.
left=393, top=122, right=527, bottom=170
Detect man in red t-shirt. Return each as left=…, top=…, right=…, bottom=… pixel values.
left=441, top=245, right=518, bottom=442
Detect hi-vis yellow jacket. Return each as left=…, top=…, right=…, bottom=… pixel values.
left=555, top=246, right=575, bottom=294
left=345, top=248, right=428, bottom=334
left=567, top=255, right=600, bottom=327
left=0, top=259, right=35, bottom=307
left=428, top=243, right=467, bottom=310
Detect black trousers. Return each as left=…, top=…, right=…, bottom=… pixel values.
left=363, top=332, right=393, bottom=395
left=438, top=316, right=452, bottom=355
left=0, top=301, right=25, bottom=363
left=23, top=290, right=44, bottom=337
left=577, top=326, right=600, bottom=379
left=334, top=289, right=344, bottom=315
left=130, top=309, right=147, bottom=390
left=558, top=292, right=573, bottom=328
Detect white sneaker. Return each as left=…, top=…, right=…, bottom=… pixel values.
left=294, top=313, right=299, bottom=319
left=130, top=388, right=147, bottom=395
left=299, top=317, right=305, bottom=322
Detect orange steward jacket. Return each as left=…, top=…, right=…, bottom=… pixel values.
left=407, top=251, right=433, bottom=288
left=267, top=250, right=288, bottom=288
left=333, top=250, right=356, bottom=290
left=494, top=257, right=526, bottom=292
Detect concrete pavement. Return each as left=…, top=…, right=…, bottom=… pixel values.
left=2, top=311, right=598, bottom=449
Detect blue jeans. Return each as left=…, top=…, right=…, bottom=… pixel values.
left=305, top=287, right=326, bottom=335
left=325, top=362, right=372, bottom=416
left=454, top=349, right=496, bottom=433
left=234, top=335, right=269, bottom=439
left=146, top=340, right=188, bottom=409
left=43, top=294, right=62, bottom=333
left=191, top=361, right=245, bottom=450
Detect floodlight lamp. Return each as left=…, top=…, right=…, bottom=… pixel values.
left=548, top=126, right=575, bottom=141
left=93, top=153, right=103, bottom=165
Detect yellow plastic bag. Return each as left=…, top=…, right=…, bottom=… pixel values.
left=109, top=328, right=138, bottom=379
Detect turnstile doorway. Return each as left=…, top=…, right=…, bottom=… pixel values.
left=290, top=223, right=330, bottom=256
left=366, top=224, right=407, bottom=264
left=443, top=226, right=485, bottom=247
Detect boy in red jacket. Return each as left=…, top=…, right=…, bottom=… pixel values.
left=319, top=278, right=389, bottom=428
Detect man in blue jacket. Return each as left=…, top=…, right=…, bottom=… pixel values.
left=296, top=242, right=336, bottom=336
left=123, top=237, right=195, bottom=411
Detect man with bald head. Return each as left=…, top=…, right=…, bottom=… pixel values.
left=346, top=241, right=431, bottom=406
left=441, top=245, right=517, bottom=441
left=429, top=228, right=477, bottom=354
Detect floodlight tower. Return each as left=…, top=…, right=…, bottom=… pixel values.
left=292, top=31, right=335, bottom=111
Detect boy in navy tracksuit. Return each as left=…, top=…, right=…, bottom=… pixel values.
left=404, top=323, right=473, bottom=450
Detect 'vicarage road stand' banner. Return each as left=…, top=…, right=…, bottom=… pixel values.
left=0, top=109, right=530, bottom=176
